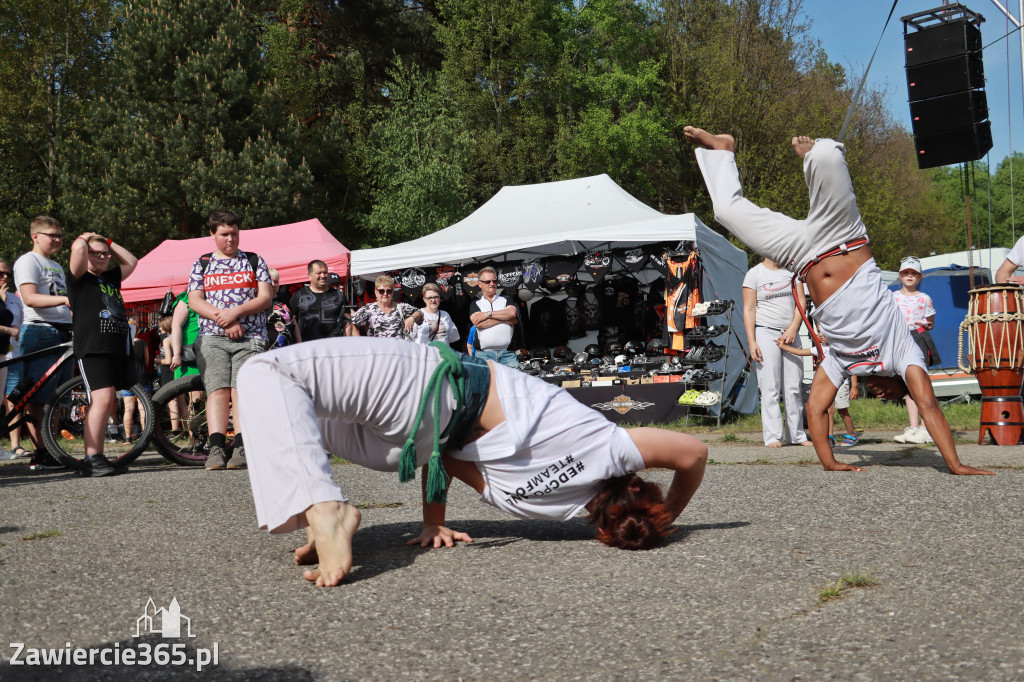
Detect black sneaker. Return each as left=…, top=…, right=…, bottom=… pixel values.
left=79, top=454, right=127, bottom=478
left=29, top=450, right=67, bottom=472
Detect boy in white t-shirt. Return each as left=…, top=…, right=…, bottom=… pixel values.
left=891, top=257, right=936, bottom=445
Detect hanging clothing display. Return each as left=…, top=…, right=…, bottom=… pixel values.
left=665, top=249, right=703, bottom=351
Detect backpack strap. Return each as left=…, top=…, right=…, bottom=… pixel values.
left=200, top=251, right=260, bottom=275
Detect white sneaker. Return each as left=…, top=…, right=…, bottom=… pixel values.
left=893, top=426, right=916, bottom=443
left=918, top=427, right=934, bottom=443
left=904, top=427, right=929, bottom=444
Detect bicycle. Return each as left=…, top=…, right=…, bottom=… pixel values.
left=0, top=338, right=155, bottom=471
left=150, top=373, right=211, bottom=466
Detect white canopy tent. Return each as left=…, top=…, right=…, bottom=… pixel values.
left=351, top=174, right=757, bottom=415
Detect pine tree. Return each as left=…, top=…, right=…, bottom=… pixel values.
left=63, top=0, right=312, bottom=250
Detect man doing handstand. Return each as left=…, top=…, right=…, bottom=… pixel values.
left=684, top=127, right=990, bottom=475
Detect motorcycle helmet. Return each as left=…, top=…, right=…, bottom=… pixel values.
left=531, top=347, right=551, bottom=362
left=646, top=338, right=667, bottom=355
left=584, top=343, right=602, bottom=358
left=552, top=345, right=573, bottom=362
left=515, top=348, right=531, bottom=362
left=623, top=340, right=643, bottom=356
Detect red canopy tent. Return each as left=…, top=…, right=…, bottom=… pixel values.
left=121, top=219, right=349, bottom=303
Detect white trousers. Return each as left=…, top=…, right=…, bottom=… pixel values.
left=238, top=338, right=454, bottom=534
left=695, top=139, right=868, bottom=272
left=754, top=327, right=806, bottom=445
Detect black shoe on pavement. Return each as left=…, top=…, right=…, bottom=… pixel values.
left=29, top=450, right=68, bottom=472
left=79, top=453, right=127, bottom=477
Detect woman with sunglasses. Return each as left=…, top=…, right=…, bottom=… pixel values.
left=685, top=127, right=990, bottom=476
left=350, top=275, right=423, bottom=338
left=412, top=283, right=460, bottom=347
left=237, top=337, right=707, bottom=586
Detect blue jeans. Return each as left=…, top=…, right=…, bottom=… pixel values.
left=8, top=324, right=72, bottom=404
left=474, top=349, right=519, bottom=369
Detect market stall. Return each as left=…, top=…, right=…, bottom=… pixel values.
left=121, top=218, right=349, bottom=303
left=351, top=174, right=757, bottom=423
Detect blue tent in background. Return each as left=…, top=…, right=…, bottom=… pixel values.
left=888, top=265, right=989, bottom=371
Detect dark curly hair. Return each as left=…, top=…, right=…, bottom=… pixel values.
left=587, top=474, right=674, bottom=550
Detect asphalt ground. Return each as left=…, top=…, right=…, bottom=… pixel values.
left=1, top=432, right=1023, bottom=681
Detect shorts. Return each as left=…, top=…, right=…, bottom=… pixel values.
left=79, top=354, right=136, bottom=395
left=195, top=334, right=267, bottom=393
left=474, top=349, right=519, bottom=369
left=120, top=385, right=152, bottom=398
left=834, top=378, right=851, bottom=410
left=7, top=324, right=72, bottom=404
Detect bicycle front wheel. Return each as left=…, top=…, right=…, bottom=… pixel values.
left=150, top=374, right=208, bottom=466
left=42, top=377, right=155, bottom=470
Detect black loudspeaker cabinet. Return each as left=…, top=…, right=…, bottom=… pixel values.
left=910, top=89, right=989, bottom=136
left=913, top=121, right=992, bottom=169
left=905, top=18, right=982, bottom=67
left=906, top=52, right=985, bottom=101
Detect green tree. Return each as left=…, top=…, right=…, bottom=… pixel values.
left=361, top=60, right=472, bottom=245
left=0, top=0, right=118, bottom=257
left=62, top=0, right=313, bottom=251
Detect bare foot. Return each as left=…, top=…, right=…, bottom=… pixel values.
left=683, top=126, right=735, bottom=151
left=766, top=442, right=783, bottom=448
left=792, top=136, right=815, bottom=158
left=302, top=501, right=362, bottom=587
left=948, top=464, right=995, bottom=476
left=799, top=440, right=816, bottom=447
left=294, top=526, right=318, bottom=565
left=823, top=462, right=867, bottom=472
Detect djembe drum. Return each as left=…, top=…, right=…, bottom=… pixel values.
left=959, top=284, right=1024, bottom=445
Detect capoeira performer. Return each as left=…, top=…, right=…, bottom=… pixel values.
left=684, top=127, right=991, bottom=476
left=238, top=337, right=708, bottom=586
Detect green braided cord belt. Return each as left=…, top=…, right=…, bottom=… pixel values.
left=398, top=342, right=491, bottom=504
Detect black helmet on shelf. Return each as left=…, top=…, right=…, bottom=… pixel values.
left=584, top=343, right=602, bottom=358
left=646, top=338, right=667, bottom=355
left=552, top=345, right=573, bottom=362
left=531, top=347, right=551, bottom=361
left=515, top=348, right=531, bottom=362
left=623, top=340, right=643, bottom=356
left=606, top=341, right=624, bottom=355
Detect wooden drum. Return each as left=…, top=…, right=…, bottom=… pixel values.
left=960, top=284, right=1024, bottom=445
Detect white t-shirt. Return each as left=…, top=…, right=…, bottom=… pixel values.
left=892, top=290, right=935, bottom=331
left=472, top=295, right=514, bottom=350
left=4, top=294, right=24, bottom=355
left=742, top=263, right=796, bottom=329
left=13, top=252, right=72, bottom=325
left=450, top=362, right=646, bottom=521
left=1007, top=234, right=1024, bottom=267
left=812, top=259, right=927, bottom=386
left=414, top=309, right=460, bottom=345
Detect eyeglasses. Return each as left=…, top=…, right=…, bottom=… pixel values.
left=424, top=296, right=440, bottom=301
left=35, top=232, right=63, bottom=241
left=0, top=271, right=9, bottom=278
left=88, top=250, right=112, bottom=259
left=479, top=279, right=497, bottom=285
left=377, top=289, right=393, bottom=295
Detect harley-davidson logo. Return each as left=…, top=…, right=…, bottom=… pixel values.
left=592, top=394, right=655, bottom=415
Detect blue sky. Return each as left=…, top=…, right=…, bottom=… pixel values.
left=801, top=0, right=1023, bottom=164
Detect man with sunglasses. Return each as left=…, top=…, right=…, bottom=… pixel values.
left=10, top=217, right=74, bottom=470
left=66, top=232, right=139, bottom=476
left=468, top=266, right=520, bottom=368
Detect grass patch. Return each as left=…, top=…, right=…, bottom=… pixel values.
left=748, top=458, right=773, bottom=465
left=721, top=433, right=738, bottom=442
left=670, top=398, right=982, bottom=434
left=327, top=455, right=349, bottom=465
left=21, top=530, right=60, bottom=541
left=354, top=502, right=404, bottom=510
left=817, top=568, right=878, bottom=603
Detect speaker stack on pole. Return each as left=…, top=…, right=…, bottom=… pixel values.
left=902, top=3, right=991, bottom=169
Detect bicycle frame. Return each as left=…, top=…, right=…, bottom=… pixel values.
left=0, top=340, right=75, bottom=432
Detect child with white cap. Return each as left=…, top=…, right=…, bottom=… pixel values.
left=891, top=256, right=937, bottom=444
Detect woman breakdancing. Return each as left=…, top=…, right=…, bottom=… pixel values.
left=683, top=127, right=991, bottom=476
left=237, top=337, right=708, bottom=587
